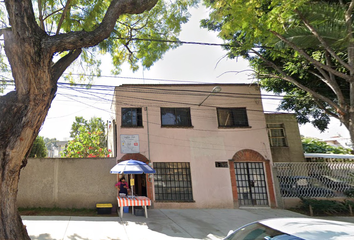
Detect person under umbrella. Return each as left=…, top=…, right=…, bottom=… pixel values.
left=115, top=177, right=130, bottom=196
left=111, top=159, right=156, bottom=197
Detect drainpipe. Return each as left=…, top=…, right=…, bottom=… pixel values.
left=145, top=106, right=151, bottom=160
left=145, top=106, right=154, bottom=204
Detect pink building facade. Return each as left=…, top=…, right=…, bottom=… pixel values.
left=113, top=84, right=277, bottom=209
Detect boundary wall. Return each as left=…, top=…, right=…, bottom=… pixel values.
left=17, top=158, right=118, bottom=209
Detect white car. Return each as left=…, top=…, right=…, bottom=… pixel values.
left=208, top=218, right=354, bottom=240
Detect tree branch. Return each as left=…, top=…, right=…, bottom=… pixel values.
left=295, top=8, right=353, bottom=72
left=43, top=0, right=158, bottom=54
left=251, top=48, right=346, bottom=116
left=43, top=8, right=64, bottom=21
left=4, top=0, right=45, bottom=38
left=51, top=49, right=82, bottom=84
left=323, top=52, right=346, bottom=107
left=270, top=30, right=351, bottom=81
left=38, top=0, right=45, bottom=31
left=345, top=0, right=354, bottom=113
left=313, top=98, right=339, bottom=119
left=345, top=0, right=354, bottom=69
left=56, top=0, right=72, bottom=35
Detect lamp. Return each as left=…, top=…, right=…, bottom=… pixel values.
left=198, top=86, right=222, bottom=106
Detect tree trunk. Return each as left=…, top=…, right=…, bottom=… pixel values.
left=0, top=0, right=158, bottom=238
left=0, top=88, right=57, bottom=239
left=0, top=29, right=56, bottom=239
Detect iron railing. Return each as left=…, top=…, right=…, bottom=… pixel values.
left=273, top=162, right=354, bottom=198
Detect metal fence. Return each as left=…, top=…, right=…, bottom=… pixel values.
left=273, top=162, right=354, bottom=198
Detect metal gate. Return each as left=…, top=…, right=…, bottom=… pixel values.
left=234, top=162, right=269, bottom=206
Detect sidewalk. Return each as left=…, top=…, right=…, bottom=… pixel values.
left=22, top=208, right=351, bottom=240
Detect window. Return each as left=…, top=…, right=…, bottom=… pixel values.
left=161, top=108, right=192, bottom=127
left=267, top=124, right=287, bottom=147
left=215, top=162, right=228, bottom=168
left=121, top=108, right=142, bottom=127
left=217, top=108, right=249, bottom=127
left=153, top=162, right=193, bottom=202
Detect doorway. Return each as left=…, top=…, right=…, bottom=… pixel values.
left=234, top=162, right=269, bottom=206
left=129, top=174, right=147, bottom=196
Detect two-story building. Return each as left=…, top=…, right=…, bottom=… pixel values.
left=112, top=84, right=280, bottom=209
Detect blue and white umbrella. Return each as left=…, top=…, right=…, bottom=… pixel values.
left=110, top=159, right=156, bottom=174
left=110, top=159, right=155, bottom=197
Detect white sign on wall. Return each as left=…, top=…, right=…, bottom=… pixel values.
left=120, top=134, right=140, bottom=153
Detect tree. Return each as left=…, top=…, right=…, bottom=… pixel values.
left=44, top=137, right=58, bottom=151
left=201, top=0, right=354, bottom=147
left=0, top=0, right=196, bottom=238
left=70, top=116, right=106, bottom=149
left=63, top=118, right=110, bottom=158
left=29, top=136, right=47, bottom=158
left=302, top=137, right=351, bottom=154
left=62, top=130, right=111, bottom=158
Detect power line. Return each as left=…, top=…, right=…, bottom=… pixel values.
left=61, top=73, right=213, bottom=84
left=60, top=84, right=284, bottom=101
left=116, top=37, right=230, bottom=47
left=1, top=79, right=288, bottom=116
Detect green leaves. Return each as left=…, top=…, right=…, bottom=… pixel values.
left=27, top=0, right=197, bottom=83
left=302, top=137, right=351, bottom=154
left=202, top=0, right=310, bottom=52
left=70, top=116, right=106, bottom=148
left=203, top=0, right=354, bottom=135
left=63, top=119, right=111, bottom=158
left=103, top=0, right=197, bottom=73
left=29, top=136, right=48, bottom=158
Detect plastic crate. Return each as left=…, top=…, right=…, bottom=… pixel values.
left=134, top=207, right=144, bottom=216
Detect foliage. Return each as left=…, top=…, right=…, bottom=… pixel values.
left=29, top=136, right=47, bottom=158
left=302, top=137, right=352, bottom=154
left=201, top=0, right=354, bottom=144
left=0, top=0, right=198, bottom=86
left=43, top=138, right=58, bottom=151
left=345, top=189, right=354, bottom=198
left=62, top=125, right=111, bottom=158
left=0, top=0, right=198, bottom=238
left=30, top=0, right=197, bottom=81
left=70, top=117, right=106, bottom=148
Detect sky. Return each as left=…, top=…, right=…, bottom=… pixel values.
left=1, top=5, right=351, bottom=142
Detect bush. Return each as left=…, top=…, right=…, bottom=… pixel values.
left=300, top=198, right=348, bottom=215
left=29, top=136, right=47, bottom=158
left=344, top=200, right=354, bottom=209
left=344, top=189, right=354, bottom=198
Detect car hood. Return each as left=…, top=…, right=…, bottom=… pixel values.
left=260, top=218, right=354, bottom=240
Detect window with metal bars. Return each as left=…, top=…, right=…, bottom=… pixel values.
left=267, top=123, right=287, bottom=147
left=217, top=107, right=249, bottom=127
left=121, top=108, right=143, bottom=127
left=153, top=162, right=194, bottom=202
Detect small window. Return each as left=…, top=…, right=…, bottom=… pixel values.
left=215, top=162, right=228, bottom=168
left=121, top=108, right=143, bottom=127
left=217, top=108, right=249, bottom=127
left=267, top=123, right=287, bottom=147
left=161, top=108, right=192, bottom=127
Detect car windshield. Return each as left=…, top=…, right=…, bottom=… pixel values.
left=225, top=222, right=304, bottom=240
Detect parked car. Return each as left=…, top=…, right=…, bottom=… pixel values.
left=311, top=174, right=354, bottom=196
left=277, top=176, right=335, bottom=197
left=207, top=218, right=354, bottom=240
